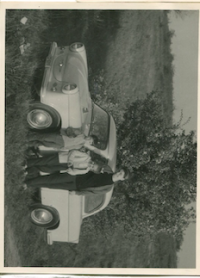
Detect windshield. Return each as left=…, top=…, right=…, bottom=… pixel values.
left=89, top=104, right=110, bottom=150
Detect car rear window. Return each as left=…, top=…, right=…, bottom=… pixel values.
left=85, top=194, right=105, bottom=213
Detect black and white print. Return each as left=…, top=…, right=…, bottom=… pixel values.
left=3, top=3, right=198, bottom=272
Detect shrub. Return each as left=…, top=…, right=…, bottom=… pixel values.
left=83, top=91, right=196, bottom=249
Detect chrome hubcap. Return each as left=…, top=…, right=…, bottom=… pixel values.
left=31, top=208, right=53, bottom=224
left=27, top=109, right=52, bottom=129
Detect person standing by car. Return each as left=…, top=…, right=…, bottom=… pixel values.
left=26, top=149, right=91, bottom=169
left=27, top=128, right=98, bottom=151
left=22, top=168, right=131, bottom=194
left=25, top=154, right=104, bottom=179
left=24, top=148, right=111, bottom=177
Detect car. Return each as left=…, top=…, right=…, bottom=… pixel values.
left=27, top=42, right=117, bottom=244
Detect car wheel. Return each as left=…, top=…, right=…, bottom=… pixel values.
left=30, top=204, right=60, bottom=228
left=27, top=102, right=61, bottom=131
left=69, top=42, right=84, bottom=52
left=62, top=83, right=78, bottom=94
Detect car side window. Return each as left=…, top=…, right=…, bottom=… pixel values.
left=85, top=194, right=105, bottom=213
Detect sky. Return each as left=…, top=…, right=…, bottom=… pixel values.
left=169, top=11, right=198, bottom=134
left=168, top=11, right=198, bottom=268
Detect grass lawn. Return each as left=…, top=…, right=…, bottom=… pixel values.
left=5, top=10, right=176, bottom=267
left=5, top=9, right=49, bottom=266
left=103, top=10, right=174, bottom=126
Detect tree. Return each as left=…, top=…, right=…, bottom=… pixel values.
left=82, top=91, right=196, bottom=252
left=114, top=91, right=197, bottom=239
left=172, top=10, right=196, bottom=20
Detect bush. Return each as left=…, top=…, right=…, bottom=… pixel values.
left=116, top=92, right=196, bottom=238
left=83, top=91, right=196, bottom=249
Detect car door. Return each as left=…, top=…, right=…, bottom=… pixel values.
left=41, top=188, right=83, bottom=244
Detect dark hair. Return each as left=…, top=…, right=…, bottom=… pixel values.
left=121, top=167, right=131, bottom=180
left=63, top=127, right=82, bottom=138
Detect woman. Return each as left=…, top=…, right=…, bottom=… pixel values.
left=25, top=150, right=103, bottom=179
left=28, top=128, right=98, bottom=151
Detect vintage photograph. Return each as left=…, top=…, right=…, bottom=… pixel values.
left=4, top=5, right=198, bottom=270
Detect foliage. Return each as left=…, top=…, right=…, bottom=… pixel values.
left=81, top=91, right=196, bottom=253
left=172, top=10, right=196, bottom=20
left=5, top=10, right=49, bottom=99
left=116, top=91, right=196, bottom=238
